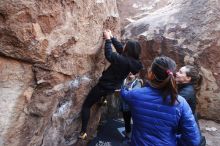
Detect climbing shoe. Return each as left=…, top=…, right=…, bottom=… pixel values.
left=103, top=99, right=107, bottom=105
left=78, top=132, right=87, bottom=140
left=98, top=97, right=108, bottom=106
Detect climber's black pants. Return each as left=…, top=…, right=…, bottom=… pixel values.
left=81, top=84, right=113, bottom=133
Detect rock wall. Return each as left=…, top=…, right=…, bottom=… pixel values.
left=120, top=0, right=220, bottom=121
left=117, top=0, right=169, bottom=27
left=0, top=0, right=120, bottom=146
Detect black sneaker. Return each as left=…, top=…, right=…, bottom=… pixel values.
left=200, top=135, right=206, bottom=146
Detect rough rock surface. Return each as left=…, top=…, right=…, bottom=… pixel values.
left=0, top=0, right=120, bottom=146
left=0, top=56, right=34, bottom=146
left=117, top=0, right=169, bottom=27
left=199, top=119, right=220, bottom=146
left=120, top=0, right=220, bottom=122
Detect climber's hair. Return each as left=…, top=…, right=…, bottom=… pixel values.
left=184, top=65, right=203, bottom=92
left=123, top=40, right=141, bottom=60
left=149, top=56, right=178, bottom=105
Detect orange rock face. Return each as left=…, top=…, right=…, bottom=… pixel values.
left=0, top=0, right=120, bottom=146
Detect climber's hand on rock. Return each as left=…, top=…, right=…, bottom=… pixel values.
left=103, top=30, right=111, bottom=40
left=107, top=29, right=113, bottom=38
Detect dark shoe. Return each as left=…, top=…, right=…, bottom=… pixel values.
left=125, top=132, right=131, bottom=139
left=200, top=135, right=206, bottom=146
left=78, top=132, right=87, bottom=140
left=122, top=136, right=131, bottom=145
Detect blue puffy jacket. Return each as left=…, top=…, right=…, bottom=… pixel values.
left=120, top=84, right=200, bottom=146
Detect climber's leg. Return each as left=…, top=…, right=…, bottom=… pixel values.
left=80, top=84, right=107, bottom=137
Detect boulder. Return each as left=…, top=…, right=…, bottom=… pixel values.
left=0, top=0, right=120, bottom=145
left=121, top=0, right=220, bottom=121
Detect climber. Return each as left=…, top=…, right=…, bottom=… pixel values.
left=120, top=56, right=201, bottom=146
left=175, top=65, right=206, bottom=146
left=78, top=29, right=143, bottom=139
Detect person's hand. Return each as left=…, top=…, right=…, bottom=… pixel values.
left=103, top=30, right=111, bottom=40
left=107, top=29, right=113, bottom=38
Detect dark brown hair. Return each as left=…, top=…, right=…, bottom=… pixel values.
left=185, top=65, right=203, bottom=92
left=149, top=56, right=178, bottom=105
left=123, top=40, right=141, bottom=60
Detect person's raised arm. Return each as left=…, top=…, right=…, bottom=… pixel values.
left=103, top=30, right=123, bottom=63
left=108, top=30, right=123, bottom=54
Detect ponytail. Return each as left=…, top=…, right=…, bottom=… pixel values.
left=149, top=56, right=178, bottom=105
left=194, top=73, right=203, bottom=92
left=150, top=73, right=178, bottom=105
left=169, top=74, right=178, bottom=105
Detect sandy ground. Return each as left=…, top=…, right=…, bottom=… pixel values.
left=88, top=118, right=220, bottom=146
left=199, top=119, right=220, bottom=146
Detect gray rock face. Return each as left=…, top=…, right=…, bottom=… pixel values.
left=120, top=0, right=220, bottom=121
left=0, top=0, right=120, bottom=146
left=117, top=0, right=169, bottom=27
